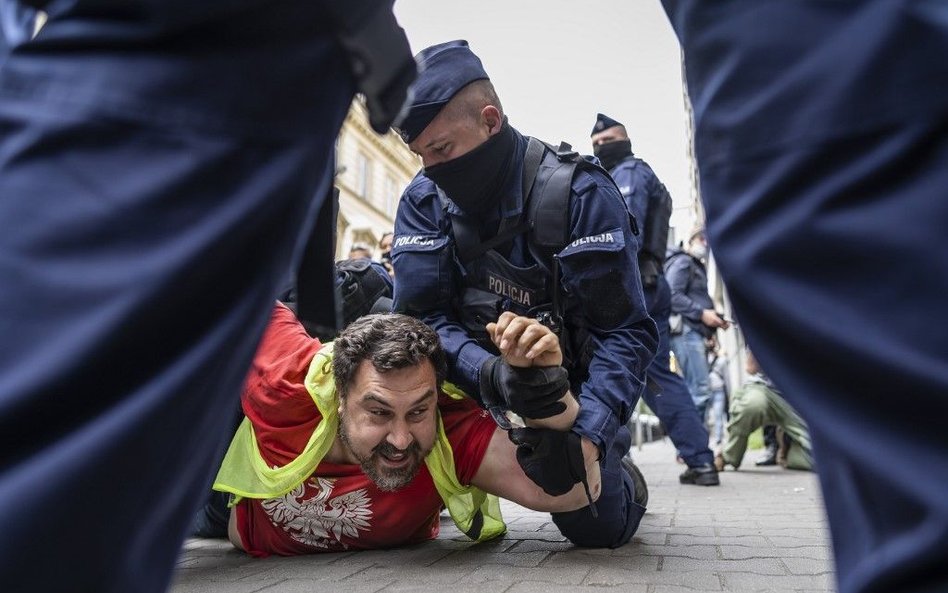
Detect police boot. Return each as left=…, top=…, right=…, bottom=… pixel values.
left=679, top=463, right=720, bottom=486
left=621, top=457, right=649, bottom=508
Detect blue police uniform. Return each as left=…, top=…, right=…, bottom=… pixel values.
left=0, top=2, right=411, bottom=591
left=608, top=154, right=714, bottom=470
left=662, top=1, right=948, bottom=591
left=393, top=41, right=658, bottom=548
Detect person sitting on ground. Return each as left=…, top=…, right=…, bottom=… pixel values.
left=714, top=351, right=813, bottom=472
left=213, top=306, right=599, bottom=555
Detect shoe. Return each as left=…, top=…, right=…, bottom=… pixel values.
left=776, top=428, right=792, bottom=468
left=621, top=457, right=649, bottom=508
left=755, top=444, right=778, bottom=466
left=679, top=463, right=720, bottom=486
left=713, top=452, right=726, bottom=472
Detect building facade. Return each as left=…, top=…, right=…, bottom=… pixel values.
left=334, top=99, right=421, bottom=260
left=680, top=55, right=746, bottom=390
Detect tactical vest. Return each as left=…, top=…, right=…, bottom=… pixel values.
left=615, top=155, right=672, bottom=289
left=437, top=138, right=639, bottom=388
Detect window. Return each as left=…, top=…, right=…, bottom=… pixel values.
left=355, top=152, right=371, bottom=198
left=384, top=176, right=400, bottom=216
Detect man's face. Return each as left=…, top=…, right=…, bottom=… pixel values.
left=408, top=108, right=491, bottom=168
left=590, top=126, right=627, bottom=148
left=337, top=360, right=438, bottom=491
left=379, top=234, right=393, bottom=254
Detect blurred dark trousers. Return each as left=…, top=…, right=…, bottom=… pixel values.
left=0, top=2, right=354, bottom=591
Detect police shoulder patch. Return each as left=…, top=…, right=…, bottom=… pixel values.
left=391, top=234, right=447, bottom=254
left=557, top=228, right=625, bottom=259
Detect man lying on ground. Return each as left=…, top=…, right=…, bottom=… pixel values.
left=213, top=305, right=599, bottom=555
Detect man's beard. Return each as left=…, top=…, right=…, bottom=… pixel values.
left=338, top=410, right=432, bottom=492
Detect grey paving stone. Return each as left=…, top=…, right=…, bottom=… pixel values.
left=459, top=564, right=590, bottom=585
left=659, top=556, right=788, bottom=575
left=347, top=564, right=478, bottom=585
left=380, top=582, right=512, bottom=593
left=169, top=578, right=277, bottom=593
left=667, top=534, right=770, bottom=547
left=782, top=556, right=837, bottom=576
left=650, top=586, right=732, bottom=593
left=544, top=550, right=660, bottom=572
left=625, top=530, right=669, bottom=546
left=432, top=549, right=551, bottom=568
left=258, top=578, right=394, bottom=593
left=635, top=544, right=720, bottom=560
left=585, top=565, right=721, bottom=590
left=663, top=526, right=718, bottom=537
left=720, top=545, right=830, bottom=561
left=173, top=556, right=279, bottom=582
left=508, top=582, right=648, bottom=593
left=169, top=439, right=836, bottom=593
left=507, top=540, right=576, bottom=553
left=235, top=556, right=377, bottom=582
left=722, top=572, right=835, bottom=591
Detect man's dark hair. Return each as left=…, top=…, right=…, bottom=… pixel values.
left=332, top=313, right=447, bottom=398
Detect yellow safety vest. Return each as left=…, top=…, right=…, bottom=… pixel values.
left=213, top=342, right=505, bottom=542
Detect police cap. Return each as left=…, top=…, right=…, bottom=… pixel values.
left=394, top=40, right=489, bottom=143
left=591, top=113, right=623, bottom=136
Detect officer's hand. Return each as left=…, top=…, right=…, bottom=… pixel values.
left=480, top=357, right=568, bottom=419
left=507, top=428, right=587, bottom=496
left=701, top=309, right=730, bottom=330
left=486, top=312, right=563, bottom=368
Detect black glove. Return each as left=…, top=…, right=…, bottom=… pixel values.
left=508, top=428, right=586, bottom=496
left=326, top=1, right=417, bottom=133
left=480, top=357, right=569, bottom=419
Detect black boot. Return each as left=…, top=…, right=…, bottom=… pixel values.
left=621, top=457, right=649, bottom=507
left=679, top=463, right=720, bottom=486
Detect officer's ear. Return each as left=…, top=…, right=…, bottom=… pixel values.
left=480, top=105, right=502, bottom=135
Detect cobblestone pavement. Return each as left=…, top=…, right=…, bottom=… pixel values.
left=171, top=438, right=834, bottom=593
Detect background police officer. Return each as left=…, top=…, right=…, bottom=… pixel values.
left=591, top=113, right=720, bottom=486
left=392, top=40, right=658, bottom=548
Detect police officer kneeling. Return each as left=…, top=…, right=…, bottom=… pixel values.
left=392, top=40, right=658, bottom=547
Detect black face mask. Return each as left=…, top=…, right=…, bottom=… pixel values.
left=423, top=120, right=516, bottom=216
left=593, top=139, right=632, bottom=171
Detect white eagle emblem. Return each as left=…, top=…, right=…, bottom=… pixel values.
left=261, top=477, right=373, bottom=549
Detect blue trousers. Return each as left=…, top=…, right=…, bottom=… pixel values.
left=663, top=1, right=948, bottom=591
left=670, top=325, right=712, bottom=420
left=642, top=277, right=713, bottom=467
left=552, top=425, right=646, bottom=547
left=0, top=3, right=354, bottom=591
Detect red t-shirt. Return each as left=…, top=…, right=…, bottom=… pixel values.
left=235, top=304, right=496, bottom=556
